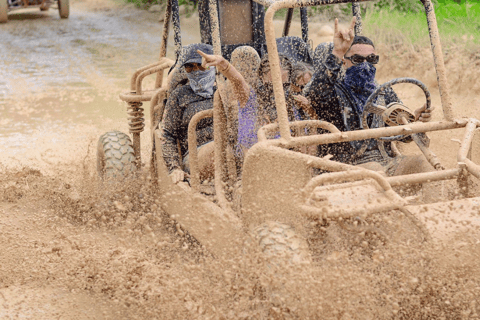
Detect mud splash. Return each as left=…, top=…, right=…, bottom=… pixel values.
left=1, top=165, right=480, bottom=318
left=1, top=0, right=480, bottom=318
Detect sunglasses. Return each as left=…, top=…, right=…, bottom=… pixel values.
left=184, top=63, right=207, bottom=73
left=344, top=54, right=380, bottom=65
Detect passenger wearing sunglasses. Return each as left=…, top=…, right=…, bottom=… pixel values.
left=305, top=17, right=438, bottom=185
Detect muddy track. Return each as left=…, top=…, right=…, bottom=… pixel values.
left=1, top=1, right=480, bottom=319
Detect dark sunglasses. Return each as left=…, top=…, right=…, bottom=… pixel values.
left=344, top=54, right=380, bottom=65
left=184, top=63, right=206, bottom=73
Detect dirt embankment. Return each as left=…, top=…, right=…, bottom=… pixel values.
left=1, top=0, right=480, bottom=319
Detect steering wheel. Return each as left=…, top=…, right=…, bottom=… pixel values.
left=362, top=77, right=432, bottom=129
left=360, top=77, right=443, bottom=170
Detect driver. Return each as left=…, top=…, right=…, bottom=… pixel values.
left=305, top=17, right=433, bottom=176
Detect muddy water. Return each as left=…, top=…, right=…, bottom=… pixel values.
left=1, top=0, right=480, bottom=319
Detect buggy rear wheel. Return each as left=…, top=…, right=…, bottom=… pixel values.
left=0, top=0, right=8, bottom=23
left=58, top=0, right=69, bottom=19
left=97, top=131, right=136, bottom=180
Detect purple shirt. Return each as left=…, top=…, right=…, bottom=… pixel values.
left=236, top=90, right=303, bottom=158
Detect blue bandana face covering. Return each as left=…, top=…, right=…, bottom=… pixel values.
left=186, top=67, right=216, bottom=98
left=342, top=62, right=377, bottom=114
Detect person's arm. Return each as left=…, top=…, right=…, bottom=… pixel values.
left=161, top=89, right=184, bottom=175
left=197, top=50, right=250, bottom=107
left=305, top=17, right=356, bottom=109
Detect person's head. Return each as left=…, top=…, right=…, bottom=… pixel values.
left=258, top=54, right=292, bottom=85
left=181, top=43, right=216, bottom=98
left=181, top=43, right=213, bottom=73
left=342, top=36, right=378, bottom=94
left=342, top=36, right=379, bottom=69
left=290, top=62, right=314, bottom=93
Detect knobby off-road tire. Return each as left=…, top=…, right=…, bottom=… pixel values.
left=254, top=221, right=312, bottom=266
left=97, top=131, right=136, bottom=180
left=0, top=0, right=8, bottom=23
left=58, top=0, right=69, bottom=19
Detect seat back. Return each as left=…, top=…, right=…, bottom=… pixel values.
left=313, top=42, right=334, bottom=72
left=225, top=46, right=261, bottom=164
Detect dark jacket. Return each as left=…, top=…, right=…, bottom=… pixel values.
left=161, top=85, right=215, bottom=172
left=305, top=53, right=405, bottom=165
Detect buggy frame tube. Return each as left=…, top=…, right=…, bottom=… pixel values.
left=282, top=8, right=294, bottom=37
left=421, top=0, right=454, bottom=121
left=171, top=0, right=183, bottom=61
left=300, top=7, right=309, bottom=43
left=188, top=109, right=214, bottom=191
left=208, top=0, right=222, bottom=56
left=155, top=0, right=173, bottom=88
left=351, top=3, right=362, bottom=35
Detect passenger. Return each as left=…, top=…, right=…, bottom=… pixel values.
left=197, top=50, right=312, bottom=158
left=289, top=61, right=317, bottom=120
left=161, top=44, right=217, bottom=184
left=290, top=62, right=314, bottom=94
left=304, top=17, right=434, bottom=178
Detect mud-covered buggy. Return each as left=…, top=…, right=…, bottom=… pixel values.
left=97, top=0, right=480, bottom=265
left=0, top=0, right=69, bottom=23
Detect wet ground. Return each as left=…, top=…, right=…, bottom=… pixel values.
left=1, top=0, right=480, bottom=319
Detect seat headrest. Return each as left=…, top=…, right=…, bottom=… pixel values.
left=276, top=36, right=313, bottom=65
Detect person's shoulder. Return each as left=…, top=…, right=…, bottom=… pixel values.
left=171, top=85, right=194, bottom=97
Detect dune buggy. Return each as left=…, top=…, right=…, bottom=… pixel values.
left=1, top=0, right=69, bottom=23
left=97, top=0, right=480, bottom=266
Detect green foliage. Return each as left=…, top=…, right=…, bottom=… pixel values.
left=363, top=0, right=480, bottom=47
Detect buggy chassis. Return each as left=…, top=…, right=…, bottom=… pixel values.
left=109, top=0, right=480, bottom=260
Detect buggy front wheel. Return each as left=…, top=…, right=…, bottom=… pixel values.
left=58, top=0, right=69, bottom=19
left=0, top=0, right=8, bottom=23
left=97, top=131, right=136, bottom=180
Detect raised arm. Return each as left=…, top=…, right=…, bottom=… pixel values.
left=305, top=17, right=356, bottom=112
left=197, top=50, right=251, bottom=107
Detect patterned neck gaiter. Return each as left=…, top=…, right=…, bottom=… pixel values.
left=342, top=62, right=377, bottom=114
left=186, top=67, right=216, bottom=98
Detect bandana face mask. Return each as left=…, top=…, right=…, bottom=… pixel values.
left=186, top=67, right=216, bottom=98
left=343, top=61, right=377, bottom=92
left=342, top=62, right=377, bottom=114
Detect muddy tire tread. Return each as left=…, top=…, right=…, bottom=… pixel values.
left=97, top=131, right=136, bottom=180
left=254, top=221, right=312, bottom=265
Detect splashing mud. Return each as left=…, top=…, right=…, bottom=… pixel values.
left=1, top=0, right=480, bottom=318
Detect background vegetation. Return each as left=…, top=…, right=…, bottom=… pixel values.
left=124, top=0, right=480, bottom=45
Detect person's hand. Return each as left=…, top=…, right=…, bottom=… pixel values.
left=169, top=168, right=187, bottom=184
left=293, top=95, right=310, bottom=107
left=197, top=50, right=229, bottom=71
left=332, top=16, right=356, bottom=60
left=414, top=103, right=433, bottom=122
left=293, top=95, right=317, bottom=120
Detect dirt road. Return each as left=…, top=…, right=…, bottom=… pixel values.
left=1, top=1, right=480, bottom=319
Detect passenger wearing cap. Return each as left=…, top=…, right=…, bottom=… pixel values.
left=161, top=44, right=217, bottom=184
left=305, top=17, right=435, bottom=178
